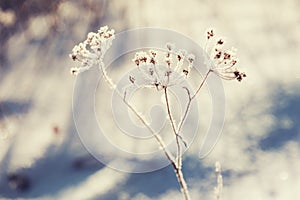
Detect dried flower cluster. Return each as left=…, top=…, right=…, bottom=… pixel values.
left=69, top=26, right=115, bottom=75
left=131, top=44, right=195, bottom=90
left=204, top=29, right=246, bottom=82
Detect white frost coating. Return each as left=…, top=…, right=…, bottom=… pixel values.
left=69, top=26, right=115, bottom=76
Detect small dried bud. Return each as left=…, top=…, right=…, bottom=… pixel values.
left=134, top=59, right=140, bottom=66
left=150, top=58, right=156, bottom=65
left=176, top=50, right=186, bottom=62
left=214, top=51, right=222, bottom=59
left=231, top=60, right=237, bottom=66
left=165, top=70, right=172, bottom=77
left=132, top=51, right=150, bottom=66
left=224, top=52, right=231, bottom=60
left=207, top=29, right=214, bottom=39
left=233, top=70, right=246, bottom=82
left=177, top=54, right=182, bottom=61
left=166, top=59, right=171, bottom=66
left=149, top=67, right=154, bottom=76
left=129, top=75, right=135, bottom=83
left=70, top=68, right=79, bottom=75
left=165, top=52, right=171, bottom=58
left=183, top=69, right=189, bottom=76
left=166, top=43, right=175, bottom=51
left=217, top=39, right=224, bottom=45
left=70, top=54, right=77, bottom=61
left=187, top=54, right=195, bottom=64
left=149, top=50, right=157, bottom=57
left=142, top=57, right=147, bottom=62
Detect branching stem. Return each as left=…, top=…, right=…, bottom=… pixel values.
left=177, top=70, right=212, bottom=135
left=98, top=62, right=176, bottom=164
left=98, top=62, right=211, bottom=200
left=164, top=87, right=191, bottom=200
left=164, top=87, right=181, bottom=167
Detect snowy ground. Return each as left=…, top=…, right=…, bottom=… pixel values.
left=0, top=0, right=300, bottom=199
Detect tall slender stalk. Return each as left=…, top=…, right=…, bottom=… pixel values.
left=164, top=88, right=181, bottom=166
left=164, top=87, right=191, bottom=200
left=177, top=70, right=212, bottom=135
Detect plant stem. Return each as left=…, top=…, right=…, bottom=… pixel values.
left=164, top=87, right=191, bottom=200
left=164, top=87, right=181, bottom=167
left=98, top=62, right=204, bottom=200
left=175, top=167, right=191, bottom=200
left=98, top=62, right=176, bottom=164
left=177, top=70, right=212, bottom=134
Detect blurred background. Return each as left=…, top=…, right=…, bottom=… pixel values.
left=0, top=0, right=300, bottom=199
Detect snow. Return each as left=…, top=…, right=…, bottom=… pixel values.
left=1, top=0, right=300, bottom=199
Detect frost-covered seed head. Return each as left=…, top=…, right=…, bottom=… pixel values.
left=130, top=44, right=196, bottom=90
left=69, top=26, right=115, bottom=75
left=204, top=29, right=246, bottom=82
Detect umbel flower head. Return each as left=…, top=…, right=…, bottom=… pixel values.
left=68, top=26, right=246, bottom=84
left=204, top=29, right=246, bottom=82
left=130, top=43, right=195, bottom=90
left=69, top=26, right=115, bottom=75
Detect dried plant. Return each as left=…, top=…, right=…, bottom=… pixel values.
left=69, top=26, right=246, bottom=200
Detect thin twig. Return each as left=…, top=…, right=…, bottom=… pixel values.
left=191, top=69, right=212, bottom=99
left=177, top=70, right=212, bottom=134
left=164, top=87, right=191, bottom=200
left=98, top=62, right=176, bottom=164
left=164, top=87, right=181, bottom=168
left=175, top=167, right=191, bottom=200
